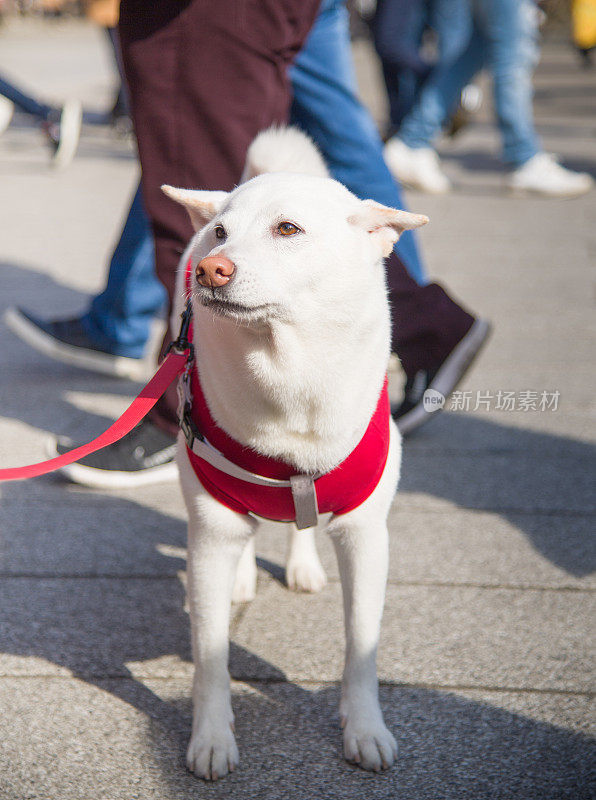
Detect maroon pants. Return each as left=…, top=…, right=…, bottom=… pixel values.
left=119, top=0, right=321, bottom=434
left=119, top=0, right=473, bottom=435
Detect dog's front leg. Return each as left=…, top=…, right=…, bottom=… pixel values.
left=327, top=513, right=397, bottom=771
left=178, top=444, right=256, bottom=780
left=325, top=426, right=400, bottom=772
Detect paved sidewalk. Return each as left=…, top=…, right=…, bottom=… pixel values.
left=0, top=18, right=594, bottom=800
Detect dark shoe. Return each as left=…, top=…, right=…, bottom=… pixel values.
left=4, top=307, right=147, bottom=380
left=50, top=419, right=178, bottom=488
left=43, top=98, right=82, bottom=169
left=393, top=318, right=491, bottom=436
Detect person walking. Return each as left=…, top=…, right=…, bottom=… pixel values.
left=384, top=0, right=594, bottom=197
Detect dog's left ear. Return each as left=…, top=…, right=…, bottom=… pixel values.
left=349, top=199, right=429, bottom=257
left=162, top=185, right=230, bottom=232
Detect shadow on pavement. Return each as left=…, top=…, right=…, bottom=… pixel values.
left=400, top=412, right=596, bottom=577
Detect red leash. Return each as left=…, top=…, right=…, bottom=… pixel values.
left=0, top=350, right=188, bottom=483
left=0, top=302, right=194, bottom=483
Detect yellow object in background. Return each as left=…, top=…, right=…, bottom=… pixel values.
left=572, top=0, right=596, bottom=49
left=83, top=0, right=120, bottom=28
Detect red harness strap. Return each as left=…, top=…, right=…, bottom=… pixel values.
left=186, top=372, right=391, bottom=523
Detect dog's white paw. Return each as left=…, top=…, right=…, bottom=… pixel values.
left=187, top=723, right=239, bottom=781
left=342, top=716, right=397, bottom=772
left=286, top=556, right=327, bottom=593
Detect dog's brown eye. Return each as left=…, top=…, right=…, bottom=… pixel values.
left=278, top=221, right=301, bottom=236
left=214, top=225, right=226, bottom=240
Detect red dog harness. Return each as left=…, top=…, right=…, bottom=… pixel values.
left=180, top=262, right=390, bottom=527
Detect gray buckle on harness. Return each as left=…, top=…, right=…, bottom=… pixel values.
left=290, top=474, right=319, bottom=530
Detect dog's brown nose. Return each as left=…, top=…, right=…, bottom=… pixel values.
left=196, top=255, right=236, bottom=288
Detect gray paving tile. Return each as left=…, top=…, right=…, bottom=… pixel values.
left=2, top=487, right=593, bottom=587
left=0, top=481, right=187, bottom=576
left=255, top=508, right=596, bottom=588
left=398, top=447, right=596, bottom=513
left=0, top=677, right=592, bottom=800
left=230, top=583, right=595, bottom=691
left=1, top=579, right=592, bottom=691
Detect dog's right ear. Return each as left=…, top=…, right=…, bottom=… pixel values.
left=162, top=186, right=229, bottom=232
left=349, top=199, right=429, bottom=257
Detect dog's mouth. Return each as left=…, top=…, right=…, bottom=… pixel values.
left=199, top=295, right=279, bottom=322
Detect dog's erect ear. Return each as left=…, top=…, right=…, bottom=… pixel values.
left=162, top=186, right=229, bottom=232
left=349, top=199, right=429, bottom=257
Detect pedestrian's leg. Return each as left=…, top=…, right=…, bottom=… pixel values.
left=476, top=0, right=540, bottom=166
left=0, top=72, right=81, bottom=167
left=81, top=182, right=165, bottom=358
left=386, top=251, right=474, bottom=373
left=383, top=3, right=481, bottom=195
left=398, top=5, right=480, bottom=149
left=373, top=0, right=430, bottom=130
left=290, top=0, right=427, bottom=283
left=0, top=73, right=54, bottom=120
left=428, top=0, right=474, bottom=64
left=119, top=0, right=321, bottom=435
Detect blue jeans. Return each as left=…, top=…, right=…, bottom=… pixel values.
left=0, top=73, right=53, bottom=120
left=81, top=184, right=166, bottom=357
left=396, top=0, right=474, bottom=149
left=374, top=0, right=472, bottom=132
left=373, top=0, right=432, bottom=130
left=399, top=0, right=540, bottom=166
left=290, top=0, right=425, bottom=284
left=82, top=0, right=426, bottom=357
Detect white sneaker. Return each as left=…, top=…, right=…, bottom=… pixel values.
left=48, top=98, right=82, bottom=169
left=508, top=152, right=593, bottom=198
left=384, top=137, right=451, bottom=194
left=0, top=96, right=14, bottom=136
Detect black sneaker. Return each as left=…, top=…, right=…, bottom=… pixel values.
left=50, top=419, right=178, bottom=488
left=393, top=318, right=491, bottom=436
left=4, top=307, right=147, bottom=380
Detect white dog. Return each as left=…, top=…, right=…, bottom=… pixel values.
left=163, top=127, right=428, bottom=780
